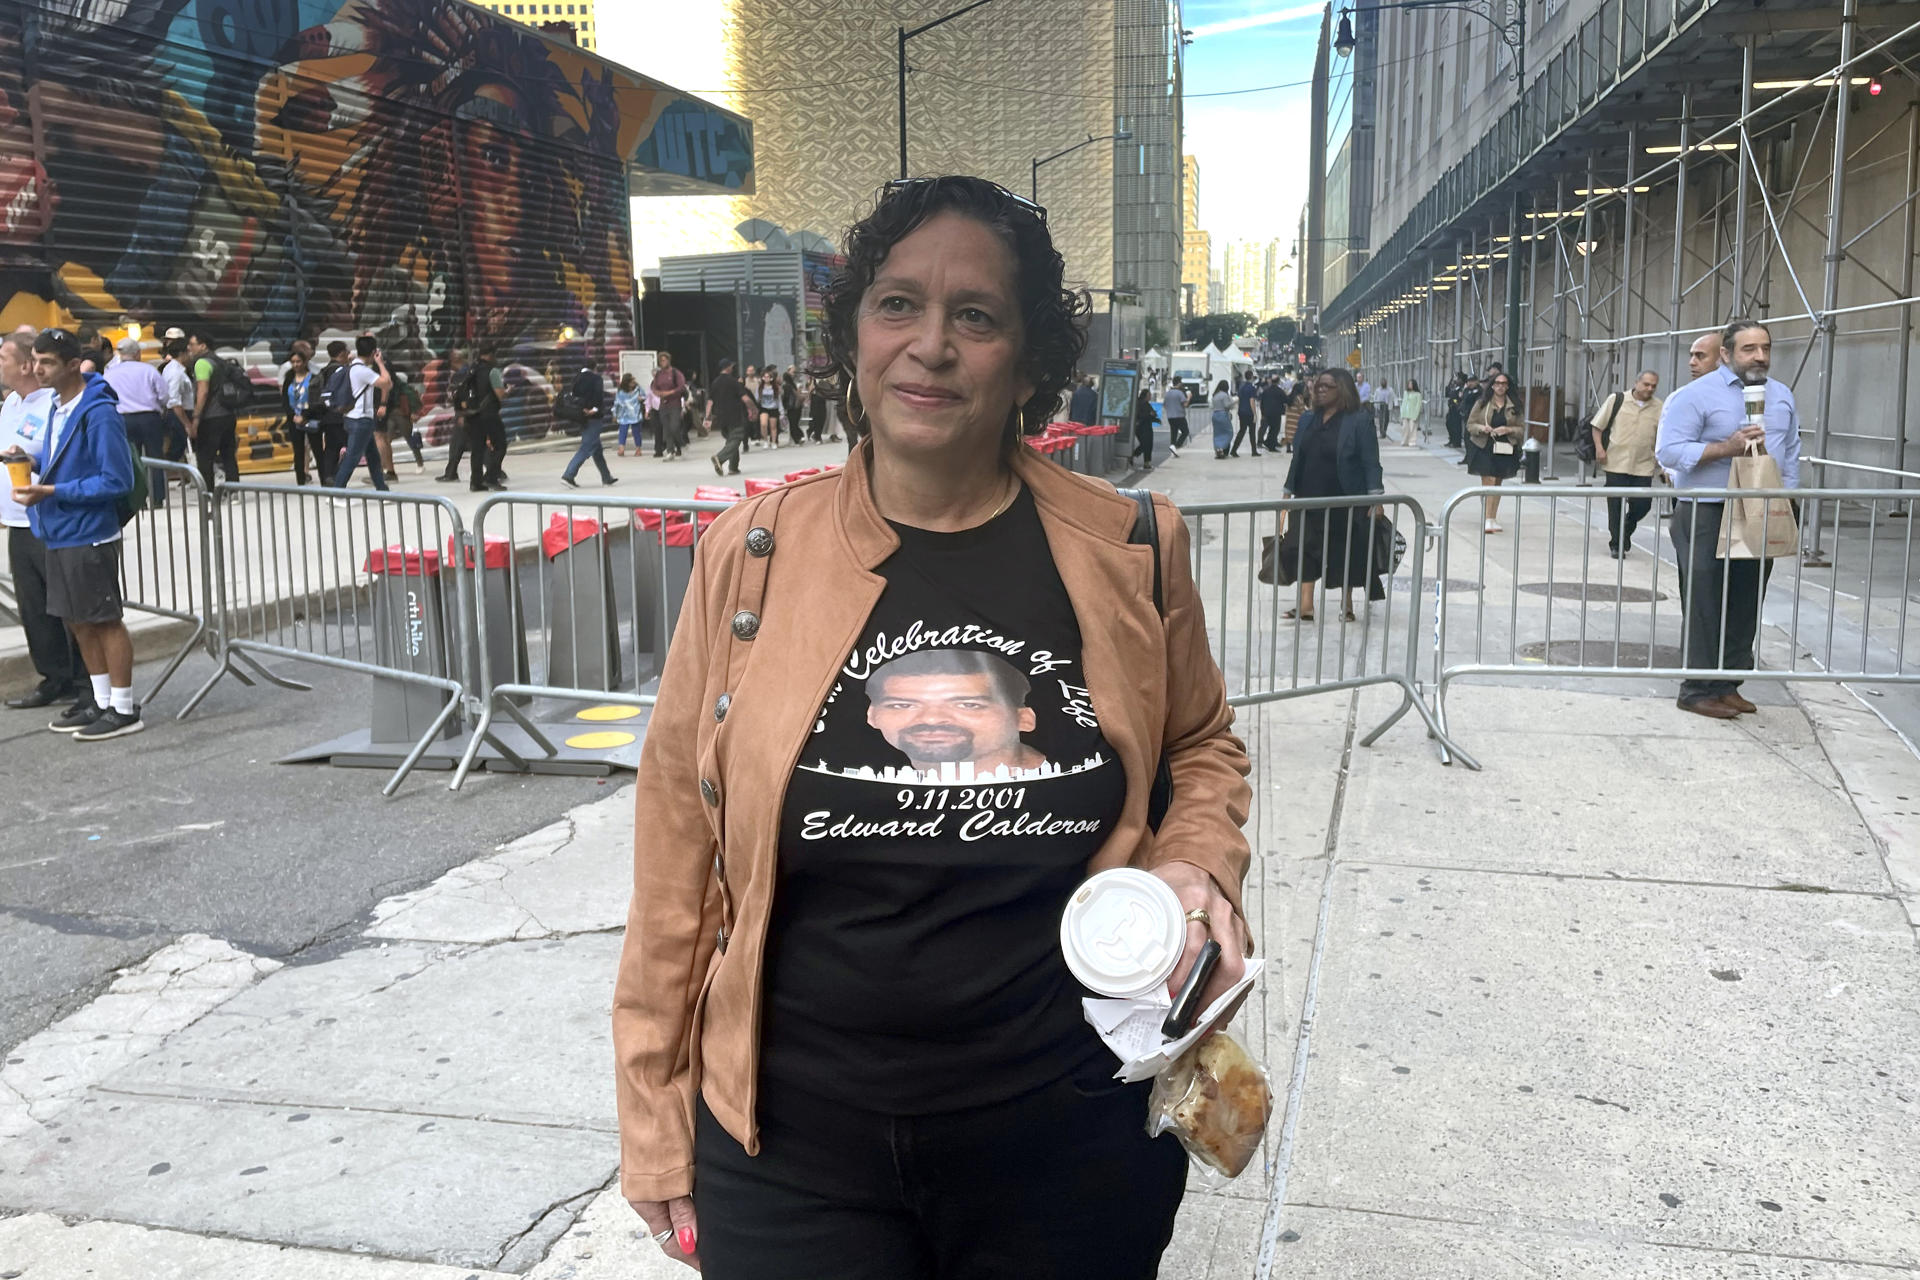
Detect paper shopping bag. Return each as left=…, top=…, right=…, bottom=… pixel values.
left=1716, top=441, right=1798, bottom=559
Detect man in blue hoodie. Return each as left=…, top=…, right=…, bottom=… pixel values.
left=9, top=328, right=141, bottom=740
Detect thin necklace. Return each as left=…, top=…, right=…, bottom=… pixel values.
left=983, top=474, right=1018, bottom=523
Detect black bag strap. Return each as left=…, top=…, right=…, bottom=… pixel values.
left=1601, top=390, right=1626, bottom=435
left=1118, top=486, right=1172, bottom=831
left=1119, top=486, right=1163, bottom=617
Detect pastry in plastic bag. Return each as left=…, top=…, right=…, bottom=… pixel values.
left=1147, top=1031, right=1271, bottom=1178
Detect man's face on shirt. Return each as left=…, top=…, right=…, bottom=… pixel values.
left=1632, top=372, right=1659, bottom=402
left=1726, top=327, right=1770, bottom=384
left=868, top=671, right=1035, bottom=768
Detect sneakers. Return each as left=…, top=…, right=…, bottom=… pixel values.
left=49, top=700, right=101, bottom=733
left=75, top=707, right=144, bottom=741
left=712, top=456, right=725, bottom=477
left=560, top=474, right=580, bottom=488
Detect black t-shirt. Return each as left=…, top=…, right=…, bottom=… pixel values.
left=710, top=373, right=748, bottom=431
left=763, top=486, right=1124, bottom=1113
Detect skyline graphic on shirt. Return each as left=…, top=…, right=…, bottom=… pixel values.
left=798, top=752, right=1110, bottom=788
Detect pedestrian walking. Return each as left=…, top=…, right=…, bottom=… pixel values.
left=1656, top=319, right=1800, bottom=720
left=1258, top=375, right=1287, bottom=452
left=312, top=341, right=352, bottom=484
left=613, top=373, right=643, bottom=456
left=186, top=329, right=243, bottom=488
left=1397, top=379, right=1424, bottom=446
left=1370, top=378, right=1393, bottom=438
left=1276, top=368, right=1386, bottom=621
left=1068, top=374, right=1098, bottom=426
left=1129, top=384, right=1157, bottom=468
left=1230, top=370, right=1260, bottom=457
left=1466, top=371, right=1521, bottom=531
left=281, top=343, right=327, bottom=486
left=436, top=346, right=475, bottom=483
left=160, top=333, right=194, bottom=466
left=9, top=328, right=141, bottom=739
left=1590, top=370, right=1662, bottom=557
left=707, top=358, right=754, bottom=476
left=1209, top=379, right=1233, bottom=457
left=559, top=356, right=614, bottom=487
left=0, top=331, right=85, bottom=711
left=103, top=338, right=169, bottom=505
left=615, top=174, right=1251, bottom=1280
left=651, top=353, right=689, bottom=458
left=806, top=372, right=828, bottom=443
left=755, top=369, right=781, bottom=448
left=1686, top=331, right=1723, bottom=381
left=330, top=335, right=391, bottom=491
left=379, top=367, right=425, bottom=477
left=451, top=348, right=507, bottom=491
left=1161, top=379, right=1188, bottom=454
left=1443, top=372, right=1467, bottom=448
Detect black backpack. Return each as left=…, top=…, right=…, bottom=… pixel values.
left=315, top=362, right=354, bottom=421
left=208, top=356, right=252, bottom=415
left=1575, top=391, right=1626, bottom=464
left=452, top=362, right=499, bottom=416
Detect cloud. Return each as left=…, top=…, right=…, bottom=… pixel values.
left=1188, top=3, right=1326, bottom=39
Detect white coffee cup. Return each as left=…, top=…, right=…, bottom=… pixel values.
left=1060, top=868, right=1186, bottom=999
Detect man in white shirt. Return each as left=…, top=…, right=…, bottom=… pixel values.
left=0, top=332, right=85, bottom=709
left=160, top=332, right=194, bottom=465
left=330, top=334, right=392, bottom=489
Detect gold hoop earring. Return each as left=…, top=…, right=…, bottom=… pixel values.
left=845, top=384, right=870, bottom=432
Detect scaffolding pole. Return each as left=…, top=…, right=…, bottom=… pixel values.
left=1808, top=0, right=1858, bottom=563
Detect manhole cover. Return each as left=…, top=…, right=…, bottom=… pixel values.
left=1393, top=577, right=1484, bottom=593
left=1518, top=581, right=1668, bottom=603
left=1516, top=641, right=1686, bottom=667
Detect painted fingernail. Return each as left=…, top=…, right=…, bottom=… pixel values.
left=678, top=1226, right=696, bottom=1255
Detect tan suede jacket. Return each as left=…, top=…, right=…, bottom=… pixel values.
left=612, top=441, right=1253, bottom=1202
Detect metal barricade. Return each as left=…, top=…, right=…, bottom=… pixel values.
left=117, top=459, right=215, bottom=707
left=1181, top=495, right=1480, bottom=767
left=179, top=481, right=474, bottom=795
left=1431, top=483, right=1919, bottom=764
left=449, top=493, right=731, bottom=789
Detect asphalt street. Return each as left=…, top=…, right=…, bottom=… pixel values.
left=0, top=649, right=616, bottom=1055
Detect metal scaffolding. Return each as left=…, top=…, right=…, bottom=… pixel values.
left=1328, top=0, right=1920, bottom=529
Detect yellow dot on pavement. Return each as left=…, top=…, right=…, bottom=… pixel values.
left=575, top=705, right=642, bottom=721
left=565, top=730, right=637, bottom=749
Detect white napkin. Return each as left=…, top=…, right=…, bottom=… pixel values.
left=1084, top=958, right=1264, bottom=1083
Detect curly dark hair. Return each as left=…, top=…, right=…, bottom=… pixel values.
left=821, top=177, right=1090, bottom=453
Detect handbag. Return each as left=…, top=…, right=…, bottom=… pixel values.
left=1717, top=441, right=1799, bottom=560
left=1257, top=530, right=1302, bottom=586
left=1370, top=513, right=1406, bottom=574
left=553, top=372, right=588, bottom=426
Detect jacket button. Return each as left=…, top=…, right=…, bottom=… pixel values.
left=700, top=778, right=718, bottom=806
left=715, top=927, right=729, bottom=954
left=745, top=526, right=774, bottom=557
left=714, top=693, right=731, bottom=722
left=731, top=610, right=760, bottom=641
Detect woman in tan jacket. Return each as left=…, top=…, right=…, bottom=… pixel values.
left=613, top=176, right=1254, bottom=1278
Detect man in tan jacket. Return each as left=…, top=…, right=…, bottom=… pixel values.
left=1592, top=369, right=1662, bottom=557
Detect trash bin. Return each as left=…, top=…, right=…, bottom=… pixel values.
left=632, top=509, right=700, bottom=680
left=447, top=533, right=528, bottom=705
left=542, top=514, right=621, bottom=692
left=363, top=545, right=457, bottom=744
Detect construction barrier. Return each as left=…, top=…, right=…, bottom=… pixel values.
left=118, top=459, right=216, bottom=707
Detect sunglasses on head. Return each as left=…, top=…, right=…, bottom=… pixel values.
left=884, top=177, right=1048, bottom=225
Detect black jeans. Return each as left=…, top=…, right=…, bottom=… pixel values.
left=121, top=411, right=167, bottom=507
left=1603, top=471, right=1654, bottom=551
left=468, top=411, right=507, bottom=488
left=1231, top=415, right=1259, bottom=455
left=193, top=415, right=240, bottom=488
left=1166, top=416, right=1189, bottom=448
left=7, top=526, right=85, bottom=695
left=693, top=1062, right=1186, bottom=1280
left=1132, top=421, right=1155, bottom=467
left=1670, top=501, right=1774, bottom=700
left=290, top=428, right=328, bottom=485
left=441, top=418, right=470, bottom=479
left=712, top=421, right=749, bottom=472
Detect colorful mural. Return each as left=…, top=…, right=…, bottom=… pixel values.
left=0, top=0, right=752, bottom=446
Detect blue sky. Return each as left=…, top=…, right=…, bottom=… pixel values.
left=1181, top=1, right=1325, bottom=267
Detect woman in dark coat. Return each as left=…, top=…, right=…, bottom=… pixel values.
left=1129, top=387, right=1157, bottom=469
left=1279, top=368, right=1385, bottom=621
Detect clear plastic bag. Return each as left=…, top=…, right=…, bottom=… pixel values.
left=1146, top=1031, right=1272, bottom=1182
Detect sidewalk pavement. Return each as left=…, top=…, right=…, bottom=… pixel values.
left=4, top=435, right=1917, bottom=1277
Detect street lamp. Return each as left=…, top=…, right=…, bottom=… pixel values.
left=1334, top=2, right=1523, bottom=76
left=1031, top=129, right=1133, bottom=204
left=898, top=0, right=996, bottom=179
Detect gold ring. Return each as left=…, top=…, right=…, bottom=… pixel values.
left=1185, top=908, right=1211, bottom=926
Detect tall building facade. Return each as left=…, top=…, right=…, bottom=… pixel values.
left=1181, top=154, right=1210, bottom=316
left=629, top=0, right=1185, bottom=339
left=1221, top=238, right=1284, bottom=321
left=470, top=0, right=599, bottom=50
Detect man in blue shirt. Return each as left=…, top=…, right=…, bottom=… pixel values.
left=1654, top=318, right=1802, bottom=720
left=1066, top=376, right=1098, bottom=426
left=1230, top=372, right=1260, bottom=457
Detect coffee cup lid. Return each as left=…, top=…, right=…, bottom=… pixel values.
left=1060, top=868, right=1186, bottom=999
